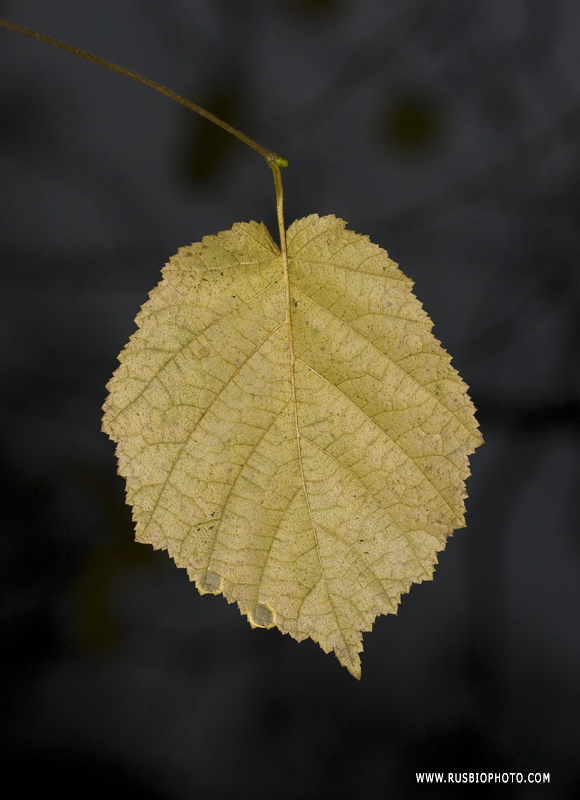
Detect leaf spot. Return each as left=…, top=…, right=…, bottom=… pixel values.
left=252, top=604, right=273, bottom=628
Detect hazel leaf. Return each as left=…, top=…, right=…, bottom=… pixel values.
left=102, top=214, right=482, bottom=678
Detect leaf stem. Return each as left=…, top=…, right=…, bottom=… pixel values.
left=270, top=162, right=287, bottom=262
left=0, top=17, right=289, bottom=168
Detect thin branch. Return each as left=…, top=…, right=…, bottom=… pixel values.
left=0, top=17, right=288, bottom=168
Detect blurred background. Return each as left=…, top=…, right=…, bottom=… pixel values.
left=1, top=0, right=579, bottom=797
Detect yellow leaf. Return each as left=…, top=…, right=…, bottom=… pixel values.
left=102, top=214, right=482, bottom=678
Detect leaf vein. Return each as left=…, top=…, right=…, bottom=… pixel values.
left=107, top=276, right=282, bottom=424
left=143, top=322, right=285, bottom=540
left=292, top=284, right=471, bottom=437
left=296, top=358, right=462, bottom=523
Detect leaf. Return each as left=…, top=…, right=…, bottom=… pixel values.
left=102, top=214, right=482, bottom=678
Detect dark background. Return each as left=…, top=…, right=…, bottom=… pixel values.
left=1, top=1, right=579, bottom=797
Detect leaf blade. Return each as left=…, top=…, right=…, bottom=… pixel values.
left=103, top=215, right=482, bottom=678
